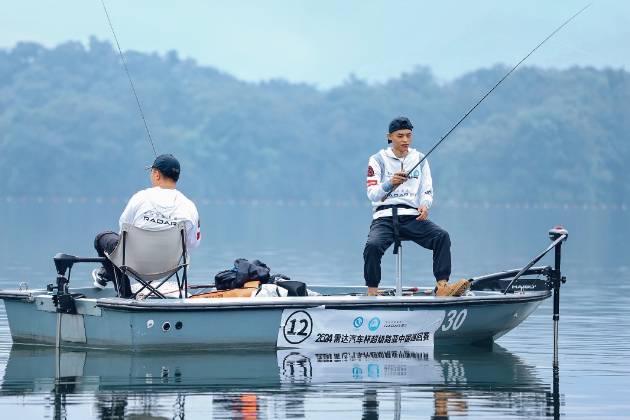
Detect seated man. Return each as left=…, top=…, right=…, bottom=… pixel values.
left=363, top=117, right=469, bottom=297
left=92, top=154, right=201, bottom=297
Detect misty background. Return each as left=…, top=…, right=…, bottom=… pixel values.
left=0, top=38, right=628, bottom=205
left=1, top=1, right=628, bottom=206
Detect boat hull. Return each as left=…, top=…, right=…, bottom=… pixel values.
left=1, top=287, right=549, bottom=350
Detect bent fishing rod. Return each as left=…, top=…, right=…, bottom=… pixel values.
left=382, top=4, right=590, bottom=201
left=99, top=0, right=158, bottom=157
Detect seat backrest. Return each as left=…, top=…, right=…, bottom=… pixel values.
left=108, top=222, right=186, bottom=281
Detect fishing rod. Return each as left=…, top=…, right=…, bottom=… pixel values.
left=382, top=4, right=590, bottom=201
left=99, top=0, right=157, bottom=157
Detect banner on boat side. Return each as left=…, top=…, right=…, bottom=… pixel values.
left=276, top=308, right=445, bottom=349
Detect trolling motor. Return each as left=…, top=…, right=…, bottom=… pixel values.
left=469, top=226, right=568, bottom=366
left=47, top=253, right=104, bottom=315
left=48, top=254, right=77, bottom=315
left=470, top=227, right=568, bottom=293
left=495, top=227, right=568, bottom=294
left=545, top=226, right=568, bottom=417
left=548, top=226, right=568, bottom=368
left=47, top=253, right=105, bottom=349
left=504, top=226, right=568, bottom=367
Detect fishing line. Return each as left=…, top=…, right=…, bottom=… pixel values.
left=99, top=0, right=157, bottom=157
left=382, top=3, right=591, bottom=201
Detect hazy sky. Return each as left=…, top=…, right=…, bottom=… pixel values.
left=2, top=0, right=628, bottom=87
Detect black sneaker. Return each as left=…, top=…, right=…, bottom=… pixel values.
left=92, top=267, right=109, bottom=289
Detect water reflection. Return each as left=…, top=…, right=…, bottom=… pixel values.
left=1, top=344, right=561, bottom=419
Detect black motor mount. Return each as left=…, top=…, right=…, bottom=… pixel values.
left=47, top=253, right=99, bottom=314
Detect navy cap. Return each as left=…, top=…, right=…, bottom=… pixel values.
left=388, top=117, right=414, bottom=134
left=147, top=154, right=180, bottom=181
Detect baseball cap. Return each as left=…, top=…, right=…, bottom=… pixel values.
left=388, top=117, right=414, bottom=133
left=147, top=154, right=180, bottom=181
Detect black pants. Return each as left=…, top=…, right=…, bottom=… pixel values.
left=363, top=216, right=451, bottom=287
left=93, top=231, right=132, bottom=298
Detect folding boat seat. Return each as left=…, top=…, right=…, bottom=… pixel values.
left=107, top=222, right=189, bottom=299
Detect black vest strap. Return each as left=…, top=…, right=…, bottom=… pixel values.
left=375, top=204, right=416, bottom=212
left=374, top=204, right=416, bottom=255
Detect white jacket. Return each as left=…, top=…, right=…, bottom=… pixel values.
left=119, top=187, right=201, bottom=249
left=366, top=147, right=433, bottom=219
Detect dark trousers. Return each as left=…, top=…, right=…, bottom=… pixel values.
left=93, top=231, right=132, bottom=298
left=363, top=216, right=451, bottom=287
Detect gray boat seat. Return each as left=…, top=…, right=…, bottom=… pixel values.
left=107, top=222, right=189, bottom=299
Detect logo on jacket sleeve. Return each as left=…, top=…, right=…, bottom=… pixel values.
left=367, top=165, right=375, bottom=177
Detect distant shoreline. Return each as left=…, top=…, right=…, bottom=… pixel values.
left=2, top=196, right=626, bottom=211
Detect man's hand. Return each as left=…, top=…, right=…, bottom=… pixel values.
left=391, top=171, right=408, bottom=186
left=416, top=205, right=429, bottom=221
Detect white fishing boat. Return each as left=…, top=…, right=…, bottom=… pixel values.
left=0, top=227, right=568, bottom=352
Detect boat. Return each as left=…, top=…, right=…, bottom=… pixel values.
left=0, top=227, right=568, bottom=351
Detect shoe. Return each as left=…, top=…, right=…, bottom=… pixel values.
left=435, top=279, right=470, bottom=297
left=92, top=267, right=109, bottom=290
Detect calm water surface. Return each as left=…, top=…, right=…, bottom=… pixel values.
left=0, top=203, right=628, bottom=419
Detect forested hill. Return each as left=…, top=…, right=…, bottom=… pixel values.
left=1, top=39, right=628, bottom=205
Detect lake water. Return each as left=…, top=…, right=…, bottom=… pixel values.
left=0, top=201, right=628, bottom=419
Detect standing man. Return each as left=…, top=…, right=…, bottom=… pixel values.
left=363, top=117, right=469, bottom=297
left=92, top=154, right=201, bottom=297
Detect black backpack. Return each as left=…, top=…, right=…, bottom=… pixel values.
left=275, top=280, right=308, bottom=297
left=215, top=258, right=271, bottom=290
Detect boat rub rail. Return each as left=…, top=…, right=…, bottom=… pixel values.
left=95, top=291, right=551, bottom=312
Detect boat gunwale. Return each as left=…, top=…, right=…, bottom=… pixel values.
left=0, top=289, right=552, bottom=311
left=93, top=290, right=552, bottom=312
left=0, top=290, right=34, bottom=301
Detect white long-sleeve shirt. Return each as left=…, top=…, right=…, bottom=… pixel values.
left=366, top=147, right=433, bottom=219
left=119, top=187, right=201, bottom=249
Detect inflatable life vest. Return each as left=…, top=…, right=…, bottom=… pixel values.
left=191, top=281, right=260, bottom=299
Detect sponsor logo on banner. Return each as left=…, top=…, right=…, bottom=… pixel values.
left=368, top=317, right=381, bottom=332
left=278, top=308, right=445, bottom=349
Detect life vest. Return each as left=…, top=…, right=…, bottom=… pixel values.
left=191, top=281, right=260, bottom=299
